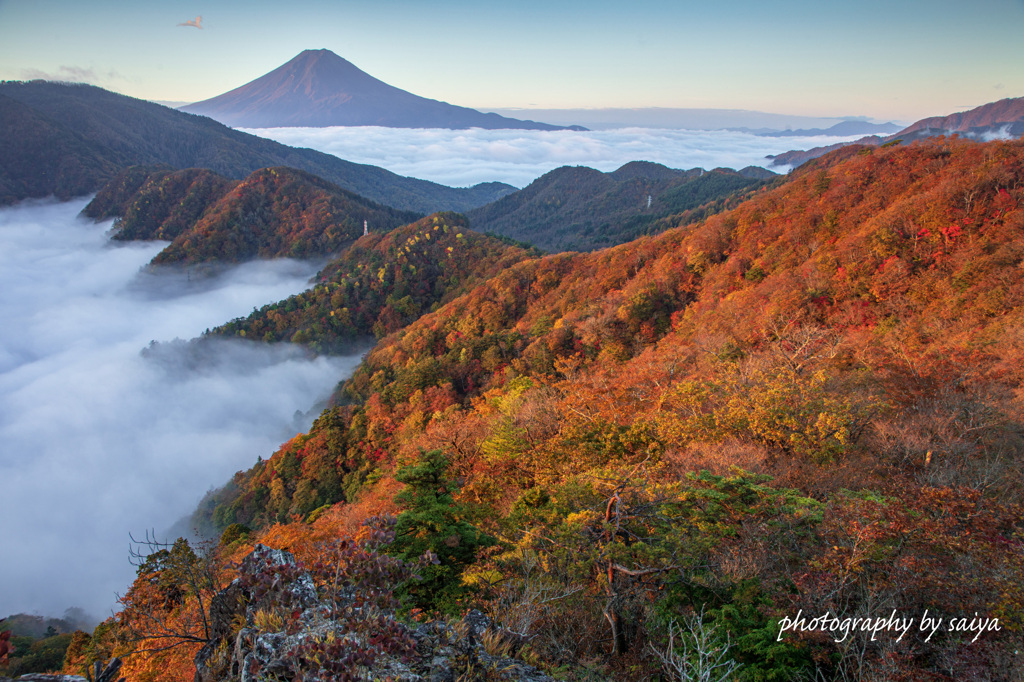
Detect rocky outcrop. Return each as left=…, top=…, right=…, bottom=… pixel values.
left=196, top=544, right=556, bottom=682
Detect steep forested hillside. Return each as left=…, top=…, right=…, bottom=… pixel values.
left=176, top=137, right=1024, bottom=681
left=900, top=95, right=1024, bottom=137
left=0, top=92, right=124, bottom=204
left=769, top=95, right=1024, bottom=169
left=83, top=165, right=420, bottom=264
left=76, top=137, right=1024, bottom=682
left=212, top=213, right=535, bottom=352
left=466, top=161, right=772, bottom=252
left=0, top=81, right=515, bottom=213
left=83, top=166, right=237, bottom=242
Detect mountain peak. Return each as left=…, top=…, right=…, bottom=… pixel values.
left=181, top=50, right=583, bottom=131
left=290, top=48, right=362, bottom=73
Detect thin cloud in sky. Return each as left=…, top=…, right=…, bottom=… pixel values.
left=19, top=65, right=112, bottom=83
left=178, top=15, right=203, bottom=29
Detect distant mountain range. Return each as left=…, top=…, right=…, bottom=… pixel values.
left=0, top=81, right=514, bottom=213
left=752, top=120, right=902, bottom=137
left=480, top=107, right=896, bottom=132
left=769, top=96, right=1024, bottom=168
left=181, top=49, right=585, bottom=131
left=897, top=96, right=1024, bottom=140
left=901, top=96, right=1024, bottom=135
left=3, top=79, right=774, bottom=263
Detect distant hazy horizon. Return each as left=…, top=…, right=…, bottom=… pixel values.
left=480, top=107, right=905, bottom=131
left=1, top=0, right=1020, bottom=122
left=159, top=101, right=898, bottom=132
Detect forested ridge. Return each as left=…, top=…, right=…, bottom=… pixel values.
left=83, top=165, right=238, bottom=242
left=14, top=136, right=1024, bottom=682
left=466, top=161, right=773, bottom=252
left=212, top=212, right=536, bottom=352
left=83, top=158, right=771, bottom=268
left=768, top=95, right=1024, bottom=170
left=0, top=81, right=515, bottom=213
left=84, top=165, right=421, bottom=264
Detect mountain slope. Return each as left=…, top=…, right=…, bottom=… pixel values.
left=466, top=161, right=774, bottom=252
left=83, top=165, right=238, bottom=242
left=84, top=165, right=421, bottom=264
left=212, top=212, right=535, bottom=352
left=769, top=95, right=1024, bottom=168
left=193, top=136, right=1024, bottom=680
left=900, top=96, right=1024, bottom=137
left=0, top=81, right=515, bottom=212
left=181, top=49, right=583, bottom=131
left=214, top=136, right=1024, bottom=510
left=0, top=92, right=124, bottom=204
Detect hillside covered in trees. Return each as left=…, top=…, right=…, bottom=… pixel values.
left=83, top=165, right=420, bottom=264
left=466, top=162, right=774, bottom=252
left=31, top=136, right=1024, bottom=682
left=768, top=95, right=1024, bottom=169
left=84, top=159, right=774, bottom=267
left=127, top=136, right=1022, bottom=681
left=0, top=81, right=515, bottom=213
left=211, top=213, right=536, bottom=352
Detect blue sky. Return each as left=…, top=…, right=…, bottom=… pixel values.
left=0, top=0, right=1022, bottom=122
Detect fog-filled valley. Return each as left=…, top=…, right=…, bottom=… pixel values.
left=0, top=119, right=834, bottom=622
left=0, top=199, right=363, bottom=617
left=4, top=0, right=1024, bottom=674
left=3, top=70, right=1024, bottom=680
left=240, top=125, right=861, bottom=186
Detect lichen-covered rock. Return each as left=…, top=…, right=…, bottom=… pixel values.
left=195, top=545, right=559, bottom=682
left=195, top=544, right=320, bottom=682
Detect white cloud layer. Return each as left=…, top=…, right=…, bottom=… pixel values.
left=0, top=200, right=360, bottom=618
left=241, top=126, right=864, bottom=188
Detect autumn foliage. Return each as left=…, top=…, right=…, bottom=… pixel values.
left=213, top=212, right=534, bottom=352
left=101, top=137, right=1024, bottom=681
left=84, top=165, right=421, bottom=265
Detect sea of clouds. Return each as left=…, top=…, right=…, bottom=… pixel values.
left=241, top=126, right=865, bottom=188
left=0, top=126, right=863, bottom=619
left=0, top=200, right=361, bottom=618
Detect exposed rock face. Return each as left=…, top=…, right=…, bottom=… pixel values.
left=196, top=544, right=556, bottom=682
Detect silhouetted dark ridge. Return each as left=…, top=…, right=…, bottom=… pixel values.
left=0, top=80, right=516, bottom=212
left=181, top=49, right=586, bottom=131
